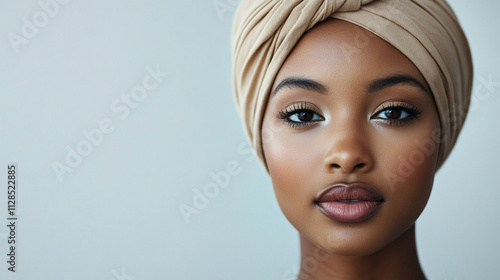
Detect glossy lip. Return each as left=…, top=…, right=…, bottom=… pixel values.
left=315, top=183, right=384, bottom=223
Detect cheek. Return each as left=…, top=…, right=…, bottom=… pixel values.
left=264, top=132, right=314, bottom=210
left=376, top=125, right=440, bottom=224
left=262, top=122, right=322, bottom=224
left=380, top=133, right=438, bottom=185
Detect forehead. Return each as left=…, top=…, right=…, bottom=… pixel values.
left=273, top=18, right=426, bottom=89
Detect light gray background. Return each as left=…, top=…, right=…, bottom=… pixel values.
left=0, top=0, right=498, bottom=279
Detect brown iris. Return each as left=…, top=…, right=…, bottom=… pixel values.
left=297, top=111, right=315, bottom=122
left=384, top=109, right=402, bottom=119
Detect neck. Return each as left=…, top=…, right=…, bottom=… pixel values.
left=297, top=224, right=426, bottom=280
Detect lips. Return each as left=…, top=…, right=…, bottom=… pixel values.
left=315, top=183, right=384, bottom=223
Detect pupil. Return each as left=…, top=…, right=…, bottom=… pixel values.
left=298, top=111, right=313, bottom=121
left=385, top=109, right=401, bottom=119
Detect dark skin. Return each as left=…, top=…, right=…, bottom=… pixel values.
left=261, top=19, right=440, bottom=280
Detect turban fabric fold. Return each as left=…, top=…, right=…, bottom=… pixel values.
left=231, top=0, right=473, bottom=170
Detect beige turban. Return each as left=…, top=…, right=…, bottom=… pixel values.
left=231, top=0, right=473, bottom=171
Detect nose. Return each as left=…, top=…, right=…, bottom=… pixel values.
left=323, top=130, right=374, bottom=174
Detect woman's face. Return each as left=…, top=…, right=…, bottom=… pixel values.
left=261, top=19, right=441, bottom=256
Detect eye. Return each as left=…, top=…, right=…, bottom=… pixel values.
left=289, top=110, right=323, bottom=123
left=372, top=103, right=422, bottom=127
left=277, top=102, right=324, bottom=129
left=375, top=108, right=409, bottom=120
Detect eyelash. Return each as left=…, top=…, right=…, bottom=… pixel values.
left=277, top=102, right=323, bottom=129
left=371, top=102, right=422, bottom=127
left=276, top=102, right=422, bottom=129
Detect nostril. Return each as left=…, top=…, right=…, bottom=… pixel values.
left=331, top=164, right=341, bottom=168
left=355, top=163, right=366, bottom=170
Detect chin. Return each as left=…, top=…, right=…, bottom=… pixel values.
left=311, top=233, right=390, bottom=257
left=293, top=208, right=420, bottom=258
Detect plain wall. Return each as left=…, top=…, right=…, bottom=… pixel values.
left=0, top=0, right=498, bottom=279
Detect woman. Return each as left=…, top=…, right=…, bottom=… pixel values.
left=231, top=0, right=472, bottom=279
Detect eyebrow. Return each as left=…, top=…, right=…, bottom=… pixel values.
left=368, top=74, right=430, bottom=95
left=272, top=74, right=430, bottom=97
left=272, top=77, right=327, bottom=96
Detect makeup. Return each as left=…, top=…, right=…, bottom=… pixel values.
left=258, top=17, right=443, bottom=277
left=315, top=183, right=384, bottom=223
